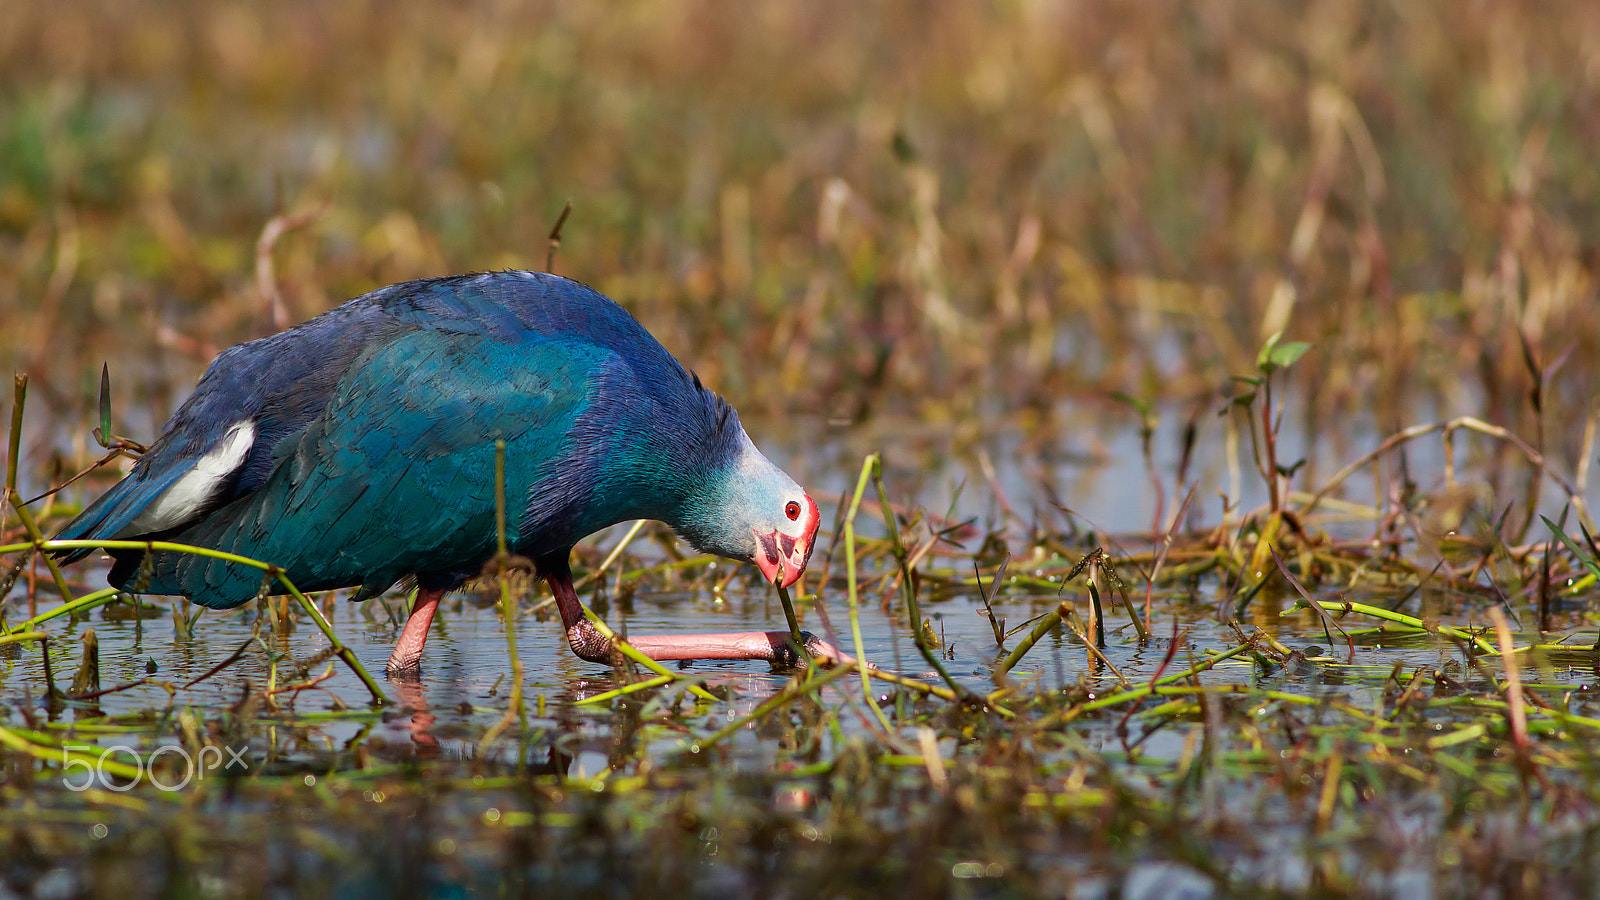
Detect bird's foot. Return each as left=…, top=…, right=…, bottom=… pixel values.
left=384, top=641, right=426, bottom=679
left=565, top=620, right=624, bottom=665
left=384, top=658, right=423, bottom=680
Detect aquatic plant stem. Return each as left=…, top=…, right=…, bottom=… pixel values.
left=698, top=662, right=858, bottom=748
left=773, top=583, right=811, bottom=666
left=775, top=582, right=803, bottom=639
left=0, top=725, right=147, bottom=783
left=994, top=605, right=1065, bottom=677
left=480, top=440, right=527, bottom=750
left=274, top=572, right=389, bottom=706
left=6, top=376, right=76, bottom=606
left=1279, top=596, right=1496, bottom=655
left=871, top=457, right=975, bottom=701
left=574, top=673, right=679, bottom=706
left=1040, top=638, right=1261, bottom=728
left=4, top=587, right=120, bottom=634
left=6, top=497, right=77, bottom=606
left=843, top=455, right=893, bottom=732
left=5, top=375, right=23, bottom=493
left=574, top=518, right=648, bottom=590
left=6, top=536, right=390, bottom=705
left=1488, top=606, right=1529, bottom=755
left=1060, top=605, right=1131, bottom=688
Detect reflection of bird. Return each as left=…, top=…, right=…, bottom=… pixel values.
left=56, top=271, right=832, bottom=675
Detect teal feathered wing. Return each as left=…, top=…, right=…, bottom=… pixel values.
left=122, top=328, right=603, bottom=608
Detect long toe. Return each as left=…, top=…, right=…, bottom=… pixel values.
left=800, top=633, right=867, bottom=668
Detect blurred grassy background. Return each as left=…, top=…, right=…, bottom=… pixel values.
left=2, top=0, right=1597, bottom=481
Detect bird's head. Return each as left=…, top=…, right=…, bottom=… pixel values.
left=671, top=430, right=819, bottom=588
left=751, top=491, right=819, bottom=588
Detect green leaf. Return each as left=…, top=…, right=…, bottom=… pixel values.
left=97, top=363, right=112, bottom=449
left=1542, top=515, right=1600, bottom=582
left=1110, top=391, right=1156, bottom=434
left=1270, top=341, right=1311, bottom=370
left=1108, top=391, right=1151, bottom=418
left=1257, top=331, right=1311, bottom=373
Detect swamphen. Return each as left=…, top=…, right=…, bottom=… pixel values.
left=55, top=271, right=841, bottom=675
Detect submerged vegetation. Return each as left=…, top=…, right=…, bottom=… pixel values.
left=3, top=1, right=1600, bottom=897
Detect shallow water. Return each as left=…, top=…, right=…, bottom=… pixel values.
left=6, top=539, right=1593, bottom=777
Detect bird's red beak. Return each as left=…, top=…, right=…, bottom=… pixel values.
left=754, top=495, right=819, bottom=588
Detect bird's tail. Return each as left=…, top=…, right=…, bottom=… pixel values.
left=50, top=468, right=187, bottom=563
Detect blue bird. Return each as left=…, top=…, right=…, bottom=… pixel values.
left=55, top=271, right=836, bottom=674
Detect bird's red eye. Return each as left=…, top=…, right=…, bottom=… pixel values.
left=785, top=500, right=801, bottom=521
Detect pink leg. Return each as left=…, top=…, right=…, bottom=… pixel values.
left=544, top=561, right=852, bottom=667
left=385, top=587, right=445, bottom=676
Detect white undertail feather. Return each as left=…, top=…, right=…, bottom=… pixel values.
left=119, top=420, right=256, bottom=536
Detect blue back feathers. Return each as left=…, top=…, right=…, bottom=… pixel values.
left=56, top=271, right=749, bottom=608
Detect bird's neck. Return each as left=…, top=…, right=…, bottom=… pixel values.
left=666, top=432, right=785, bottom=562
